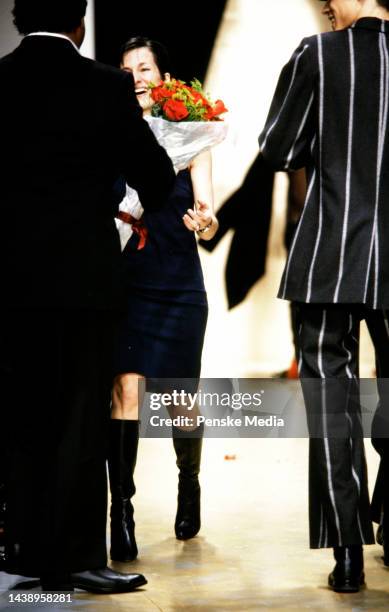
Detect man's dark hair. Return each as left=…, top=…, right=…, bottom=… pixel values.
left=121, top=36, right=171, bottom=76
left=13, top=0, right=87, bottom=36
left=377, top=0, right=389, bottom=8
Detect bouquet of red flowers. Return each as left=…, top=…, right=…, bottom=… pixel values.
left=116, top=79, right=228, bottom=250
left=149, top=78, right=228, bottom=122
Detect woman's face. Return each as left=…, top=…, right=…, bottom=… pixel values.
left=121, top=46, right=165, bottom=114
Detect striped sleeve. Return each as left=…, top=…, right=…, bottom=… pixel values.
left=258, top=38, right=317, bottom=171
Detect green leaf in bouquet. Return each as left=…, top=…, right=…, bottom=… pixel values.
left=190, top=78, right=203, bottom=93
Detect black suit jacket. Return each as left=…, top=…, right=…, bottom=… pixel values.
left=0, top=35, right=175, bottom=309
left=259, top=18, right=389, bottom=308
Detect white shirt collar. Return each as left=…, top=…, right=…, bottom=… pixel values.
left=26, top=32, right=80, bottom=54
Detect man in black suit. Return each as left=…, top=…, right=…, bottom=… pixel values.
left=259, top=0, right=389, bottom=594
left=0, top=0, right=175, bottom=592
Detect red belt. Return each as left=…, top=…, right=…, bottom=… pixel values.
left=115, top=211, right=148, bottom=250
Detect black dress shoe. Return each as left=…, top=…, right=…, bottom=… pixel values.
left=70, top=567, right=147, bottom=594
left=328, top=546, right=365, bottom=593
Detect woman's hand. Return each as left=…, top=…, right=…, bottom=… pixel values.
left=183, top=200, right=218, bottom=239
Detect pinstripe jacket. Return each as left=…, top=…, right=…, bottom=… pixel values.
left=259, top=17, right=389, bottom=308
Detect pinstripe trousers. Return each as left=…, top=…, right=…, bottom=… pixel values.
left=295, top=303, right=389, bottom=549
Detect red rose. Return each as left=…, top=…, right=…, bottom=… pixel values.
left=204, top=99, right=228, bottom=120
left=163, top=99, right=189, bottom=121
left=150, top=85, right=173, bottom=103
left=213, top=99, right=228, bottom=115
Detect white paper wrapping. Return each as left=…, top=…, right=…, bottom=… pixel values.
left=145, top=116, right=228, bottom=170
left=115, top=117, right=228, bottom=250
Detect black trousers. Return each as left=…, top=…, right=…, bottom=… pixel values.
left=0, top=309, right=116, bottom=574
left=295, top=303, right=389, bottom=549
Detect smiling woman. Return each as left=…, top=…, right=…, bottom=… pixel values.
left=121, top=38, right=171, bottom=112
left=108, top=37, right=221, bottom=565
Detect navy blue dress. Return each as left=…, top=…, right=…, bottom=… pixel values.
left=115, top=170, right=208, bottom=380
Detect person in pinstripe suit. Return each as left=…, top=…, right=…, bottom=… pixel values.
left=259, top=0, right=389, bottom=593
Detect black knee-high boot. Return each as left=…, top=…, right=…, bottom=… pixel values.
left=108, top=420, right=139, bottom=561
left=172, top=424, right=203, bottom=540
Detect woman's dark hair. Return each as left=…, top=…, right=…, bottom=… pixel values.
left=13, top=0, right=87, bottom=36
left=121, top=36, right=171, bottom=75
left=377, top=0, right=389, bottom=8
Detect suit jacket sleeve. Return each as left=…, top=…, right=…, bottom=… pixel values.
left=258, top=38, right=317, bottom=171
left=115, top=71, right=175, bottom=210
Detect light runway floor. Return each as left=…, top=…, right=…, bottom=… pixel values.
left=1, top=436, right=388, bottom=611
left=0, top=255, right=381, bottom=612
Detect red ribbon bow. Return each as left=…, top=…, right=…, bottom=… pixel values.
left=115, top=211, right=148, bottom=250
